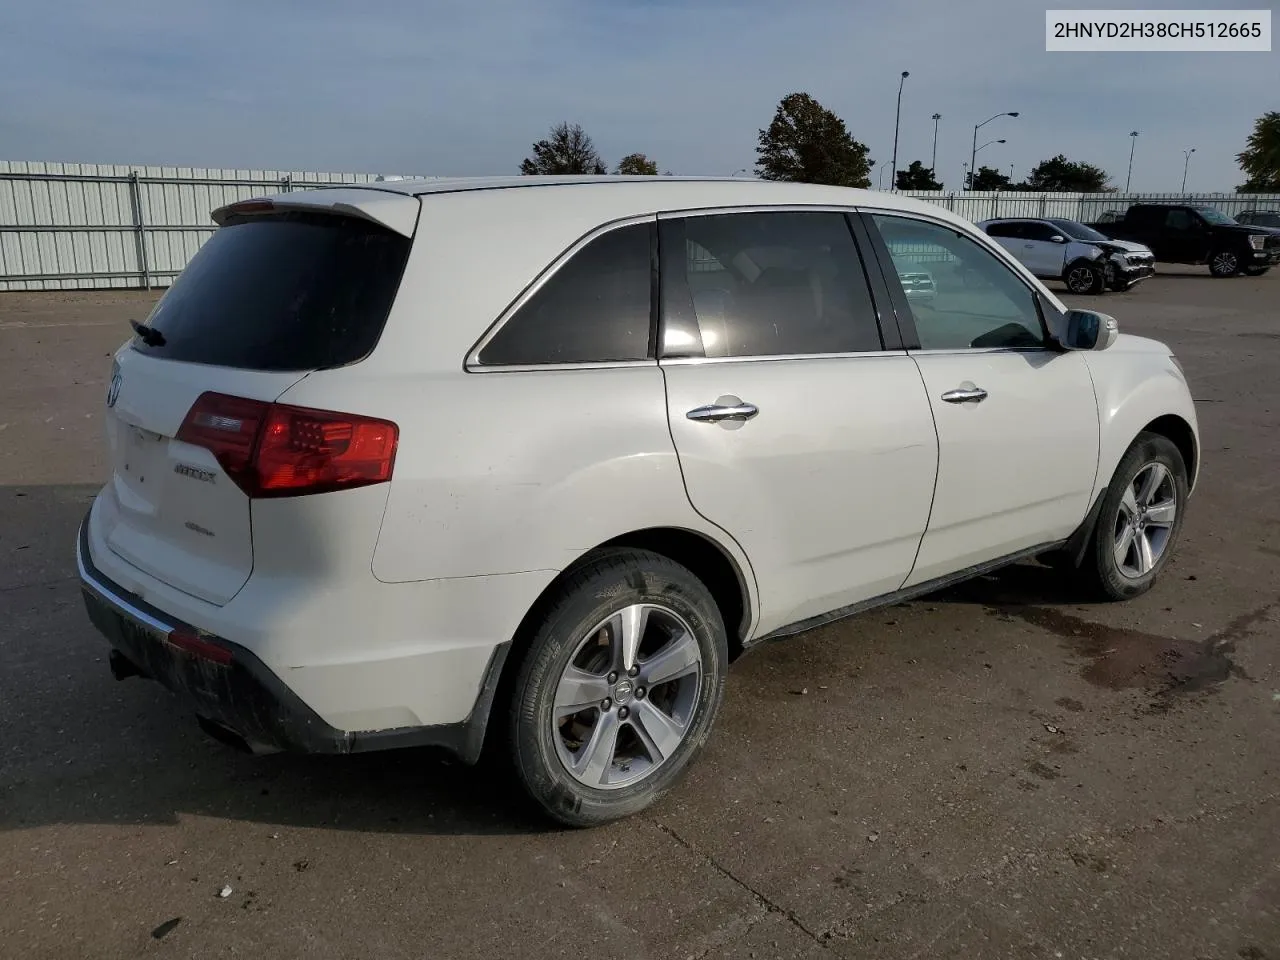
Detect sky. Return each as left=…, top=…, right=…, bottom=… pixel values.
left=1, top=0, right=1276, bottom=192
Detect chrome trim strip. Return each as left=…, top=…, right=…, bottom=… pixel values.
left=465, top=359, right=658, bottom=374
left=660, top=349, right=907, bottom=366
left=464, top=214, right=658, bottom=371
left=76, top=527, right=176, bottom=635
left=655, top=203, right=861, bottom=220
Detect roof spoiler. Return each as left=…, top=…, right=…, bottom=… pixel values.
left=211, top=188, right=420, bottom=238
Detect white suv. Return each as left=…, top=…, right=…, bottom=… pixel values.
left=78, top=177, right=1199, bottom=826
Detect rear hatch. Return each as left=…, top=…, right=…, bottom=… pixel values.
left=99, top=200, right=414, bottom=605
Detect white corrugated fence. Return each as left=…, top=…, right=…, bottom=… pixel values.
left=2, top=161, right=1279, bottom=290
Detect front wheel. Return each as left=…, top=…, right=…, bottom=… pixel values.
left=1243, top=265, right=1271, bottom=277
left=508, top=549, right=728, bottom=827
left=1065, top=261, right=1106, bottom=295
left=1080, top=432, right=1188, bottom=601
left=1209, top=249, right=1242, bottom=277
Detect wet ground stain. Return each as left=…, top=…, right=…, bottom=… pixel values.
left=998, top=604, right=1271, bottom=705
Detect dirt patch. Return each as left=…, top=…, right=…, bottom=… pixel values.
left=1000, top=605, right=1269, bottom=704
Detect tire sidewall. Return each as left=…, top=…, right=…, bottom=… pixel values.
left=1090, top=434, right=1188, bottom=600
left=510, top=553, right=728, bottom=827
left=1066, top=261, right=1104, bottom=295
left=1209, top=249, right=1240, bottom=277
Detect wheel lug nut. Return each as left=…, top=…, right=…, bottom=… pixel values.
left=628, top=665, right=639, bottom=678
left=636, top=687, right=646, bottom=699
left=618, top=706, right=630, bottom=720
left=607, top=671, right=617, bottom=684
left=601, top=698, right=611, bottom=711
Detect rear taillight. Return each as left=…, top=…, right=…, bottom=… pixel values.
left=176, top=392, right=398, bottom=498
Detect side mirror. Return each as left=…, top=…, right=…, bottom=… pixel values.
left=1064, top=309, right=1118, bottom=351
left=1049, top=235, right=1067, bottom=244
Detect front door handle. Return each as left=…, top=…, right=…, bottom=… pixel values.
left=940, top=386, right=988, bottom=404
left=687, top=402, right=759, bottom=423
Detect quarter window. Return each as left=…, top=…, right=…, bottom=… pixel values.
left=871, top=215, right=1046, bottom=352
left=478, top=222, right=653, bottom=366
left=659, top=212, right=882, bottom=358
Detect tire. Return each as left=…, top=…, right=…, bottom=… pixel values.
left=1243, top=265, right=1271, bottom=277
left=1208, top=249, right=1242, bottom=277
left=1064, top=260, right=1106, bottom=295
left=1080, top=432, right=1188, bottom=601
left=507, top=549, right=728, bottom=827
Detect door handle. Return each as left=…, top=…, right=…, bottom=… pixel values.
left=687, top=402, right=759, bottom=423
left=940, top=386, right=988, bottom=404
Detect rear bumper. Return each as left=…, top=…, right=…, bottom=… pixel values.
left=77, top=517, right=508, bottom=761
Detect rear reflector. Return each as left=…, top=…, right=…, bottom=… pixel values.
left=168, top=629, right=234, bottom=665
left=176, top=392, right=398, bottom=498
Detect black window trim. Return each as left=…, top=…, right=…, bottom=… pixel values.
left=854, top=207, right=1060, bottom=355
left=654, top=204, right=895, bottom=364
left=465, top=214, right=659, bottom=373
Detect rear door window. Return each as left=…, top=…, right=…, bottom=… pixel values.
left=477, top=222, right=654, bottom=366
left=659, top=211, right=882, bottom=358
left=135, top=211, right=412, bottom=371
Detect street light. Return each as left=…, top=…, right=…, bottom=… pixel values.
left=1126, top=131, right=1139, bottom=192
left=931, top=113, right=942, bottom=174
left=968, top=140, right=1006, bottom=188
left=891, top=71, right=910, bottom=191
left=879, top=159, right=893, bottom=190
left=970, top=112, right=1018, bottom=189
left=1181, top=148, right=1196, bottom=193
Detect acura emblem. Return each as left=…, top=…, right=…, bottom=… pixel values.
left=106, top=364, right=122, bottom=409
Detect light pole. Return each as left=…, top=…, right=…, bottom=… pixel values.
left=1181, top=148, right=1196, bottom=193
left=968, top=139, right=1006, bottom=187
left=879, top=160, right=892, bottom=190
left=962, top=162, right=969, bottom=190
left=891, top=71, right=910, bottom=191
left=970, top=112, right=1018, bottom=190
left=931, top=113, right=942, bottom=174
left=1125, top=130, right=1139, bottom=192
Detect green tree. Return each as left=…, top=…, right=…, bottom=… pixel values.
left=1023, top=154, right=1111, bottom=192
left=755, top=92, right=872, bottom=187
left=895, top=160, right=942, bottom=190
left=1236, top=111, right=1280, bottom=192
left=968, top=165, right=1010, bottom=190
left=520, top=122, right=607, bottom=175
left=615, top=153, right=659, bottom=176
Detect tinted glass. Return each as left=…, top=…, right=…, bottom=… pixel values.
left=1128, top=207, right=1163, bottom=227
left=1049, top=219, right=1110, bottom=242
left=661, top=212, right=881, bottom=358
left=1022, top=222, right=1060, bottom=242
left=1193, top=206, right=1236, bottom=225
left=1166, top=209, right=1194, bottom=230
left=135, top=212, right=410, bottom=371
left=871, top=215, right=1045, bottom=351
left=984, top=221, right=1022, bottom=238
left=479, top=223, right=652, bottom=365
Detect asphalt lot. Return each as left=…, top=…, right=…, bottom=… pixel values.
left=1, top=270, right=1277, bottom=960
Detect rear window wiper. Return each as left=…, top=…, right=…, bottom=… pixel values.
left=129, top=319, right=166, bottom=347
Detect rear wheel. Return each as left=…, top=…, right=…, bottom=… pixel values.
left=1065, top=260, right=1105, bottom=295
left=1209, top=249, right=1241, bottom=277
left=508, top=549, right=728, bottom=827
left=1243, top=265, right=1271, bottom=277
left=1079, top=432, right=1188, bottom=601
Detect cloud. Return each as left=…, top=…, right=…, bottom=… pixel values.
left=0, top=0, right=1273, bottom=191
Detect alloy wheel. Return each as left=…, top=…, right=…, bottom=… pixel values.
left=1112, top=462, right=1178, bottom=578
left=553, top=603, right=703, bottom=789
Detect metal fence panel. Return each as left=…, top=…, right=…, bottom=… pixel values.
left=5, top=162, right=1280, bottom=290
left=0, top=161, right=419, bottom=290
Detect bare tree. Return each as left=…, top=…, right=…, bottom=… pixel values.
left=520, top=123, right=607, bottom=175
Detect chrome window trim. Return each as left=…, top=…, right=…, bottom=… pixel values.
left=464, top=213, right=657, bottom=372
left=660, top=349, right=908, bottom=367
left=656, top=202, right=861, bottom=220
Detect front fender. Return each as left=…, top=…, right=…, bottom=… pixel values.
left=1084, top=340, right=1200, bottom=499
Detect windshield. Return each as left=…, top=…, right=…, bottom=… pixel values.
left=1193, top=206, right=1237, bottom=226
left=1246, top=212, right=1280, bottom=227
left=1048, top=219, right=1110, bottom=242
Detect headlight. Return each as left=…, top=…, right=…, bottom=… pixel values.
left=1248, top=234, right=1265, bottom=251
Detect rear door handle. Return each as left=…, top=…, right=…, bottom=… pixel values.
left=940, top=386, right=988, bottom=404
left=687, top=402, right=759, bottom=423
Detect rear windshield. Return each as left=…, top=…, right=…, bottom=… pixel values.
left=134, top=211, right=411, bottom=371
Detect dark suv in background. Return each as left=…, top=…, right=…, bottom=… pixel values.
left=1086, top=203, right=1280, bottom=277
